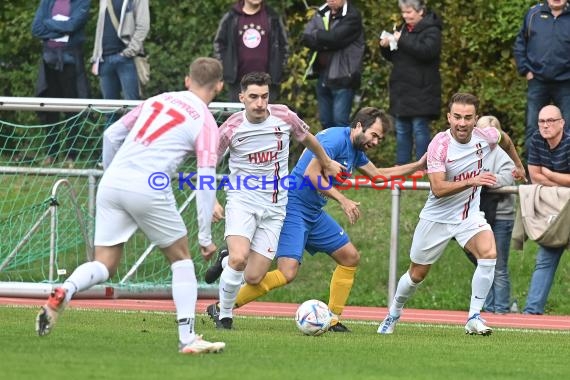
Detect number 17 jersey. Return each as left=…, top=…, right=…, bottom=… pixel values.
left=100, top=90, right=219, bottom=193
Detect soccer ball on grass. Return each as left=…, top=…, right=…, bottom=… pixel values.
left=295, top=299, right=333, bottom=336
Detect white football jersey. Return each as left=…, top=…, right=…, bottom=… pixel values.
left=218, top=104, right=310, bottom=206
left=100, top=90, right=219, bottom=193
left=420, top=127, right=500, bottom=223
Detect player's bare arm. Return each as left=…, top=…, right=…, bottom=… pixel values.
left=428, top=171, right=497, bottom=198
left=300, top=133, right=346, bottom=179
left=304, top=158, right=361, bottom=224
left=357, top=154, right=427, bottom=181
left=498, top=131, right=527, bottom=182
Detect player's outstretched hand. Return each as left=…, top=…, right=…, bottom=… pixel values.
left=340, top=198, right=361, bottom=225
left=512, top=165, right=528, bottom=183
left=200, top=243, right=217, bottom=261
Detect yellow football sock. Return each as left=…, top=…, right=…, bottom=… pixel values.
left=235, top=269, right=287, bottom=308
left=328, top=265, right=356, bottom=319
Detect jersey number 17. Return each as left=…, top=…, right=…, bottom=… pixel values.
left=135, top=101, right=185, bottom=146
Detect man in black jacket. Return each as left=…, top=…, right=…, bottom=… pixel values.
left=302, top=0, right=364, bottom=129
left=214, top=0, right=289, bottom=102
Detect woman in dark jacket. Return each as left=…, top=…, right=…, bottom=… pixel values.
left=380, top=0, right=442, bottom=165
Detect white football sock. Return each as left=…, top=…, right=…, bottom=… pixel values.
left=389, top=271, right=421, bottom=318
left=171, top=259, right=197, bottom=344
left=218, top=265, right=244, bottom=319
left=469, top=259, right=496, bottom=317
left=62, top=261, right=109, bottom=302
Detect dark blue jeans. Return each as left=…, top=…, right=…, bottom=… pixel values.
left=524, top=78, right=570, bottom=155
left=39, top=62, right=80, bottom=159
left=316, top=75, right=354, bottom=129
left=523, top=245, right=565, bottom=314
left=395, top=116, right=431, bottom=165
left=99, top=53, right=140, bottom=100
left=483, top=219, right=514, bottom=313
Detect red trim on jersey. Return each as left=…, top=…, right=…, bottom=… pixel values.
left=272, top=161, right=280, bottom=203
left=272, top=127, right=283, bottom=203
left=462, top=186, right=477, bottom=220
left=476, top=143, right=484, bottom=169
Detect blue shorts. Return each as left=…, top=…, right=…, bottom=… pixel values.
left=275, top=210, right=350, bottom=263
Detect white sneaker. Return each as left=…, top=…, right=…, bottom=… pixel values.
left=377, top=314, right=400, bottom=334
left=464, top=313, right=492, bottom=336
left=179, top=336, right=226, bottom=354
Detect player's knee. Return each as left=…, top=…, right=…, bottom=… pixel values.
left=409, top=266, right=428, bottom=283
left=477, top=250, right=497, bottom=260
left=106, top=264, right=118, bottom=278
left=228, top=253, right=247, bottom=271
left=345, top=251, right=360, bottom=267
left=335, top=248, right=360, bottom=267
left=277, top=266, right=297, bottom=283
left=243, top=272, right=263, bottom=285
left=409, top=273, right=424, bottom=284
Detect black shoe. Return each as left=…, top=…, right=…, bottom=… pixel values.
left=204, top=248, right=229, bottom=284
left=218, top=317, right=233, bottom=329
left=206, top=303, right=232, bottom=329
left=329, top=321, right=351, bottom=332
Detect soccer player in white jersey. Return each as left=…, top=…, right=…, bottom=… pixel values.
left=206, top=72, right=344, bottom=329
left=210, top=107, right=426, bottom=332
left=377, top=93, right=527, bottom=336
left=36, top=57, right=226, bottom=354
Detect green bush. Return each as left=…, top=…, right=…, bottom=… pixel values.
left=1, top=0, right=536, bottom=160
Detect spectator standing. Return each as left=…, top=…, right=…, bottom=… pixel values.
left=302, top=0, right=364, bottom=129
left=214, top=0, right=289, bottom=102
left=513, top=0, right=570, bottom=155
left=91, top=0, right=150, bottom=100
left=379, top=0, right=442, bottom=165
left=32, top=0, right=91, bottom=166
left=524, top=105, right=570, bottom=314
left=464, top=116, right=516, bottom=314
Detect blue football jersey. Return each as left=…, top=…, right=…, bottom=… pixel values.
left=287, top=127, right=369, bottom=215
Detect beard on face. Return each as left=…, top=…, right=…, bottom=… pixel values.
left=353, top=133, right=368, bottom=151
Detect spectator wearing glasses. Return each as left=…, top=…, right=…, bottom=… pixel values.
left=513, top=0, right=570, bottom=156
left=523, top=104, right=570, bottom=314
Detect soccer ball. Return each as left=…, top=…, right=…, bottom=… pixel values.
left=295, top=299, right=333, bottom=336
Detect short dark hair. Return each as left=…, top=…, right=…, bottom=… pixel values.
left=351, top=107, right=393, bottom=133
left=240, top=72, right=272, bottom=92
left=188, top=57, right=223, bottom=89
left=448, top=92, right=479, bottom=113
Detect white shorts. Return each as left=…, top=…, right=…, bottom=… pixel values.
left=224, top=202, right=285, bottom=260
left=94, top=186, right=187, bottom=249
left=410, top=213, right=491, bottom=265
